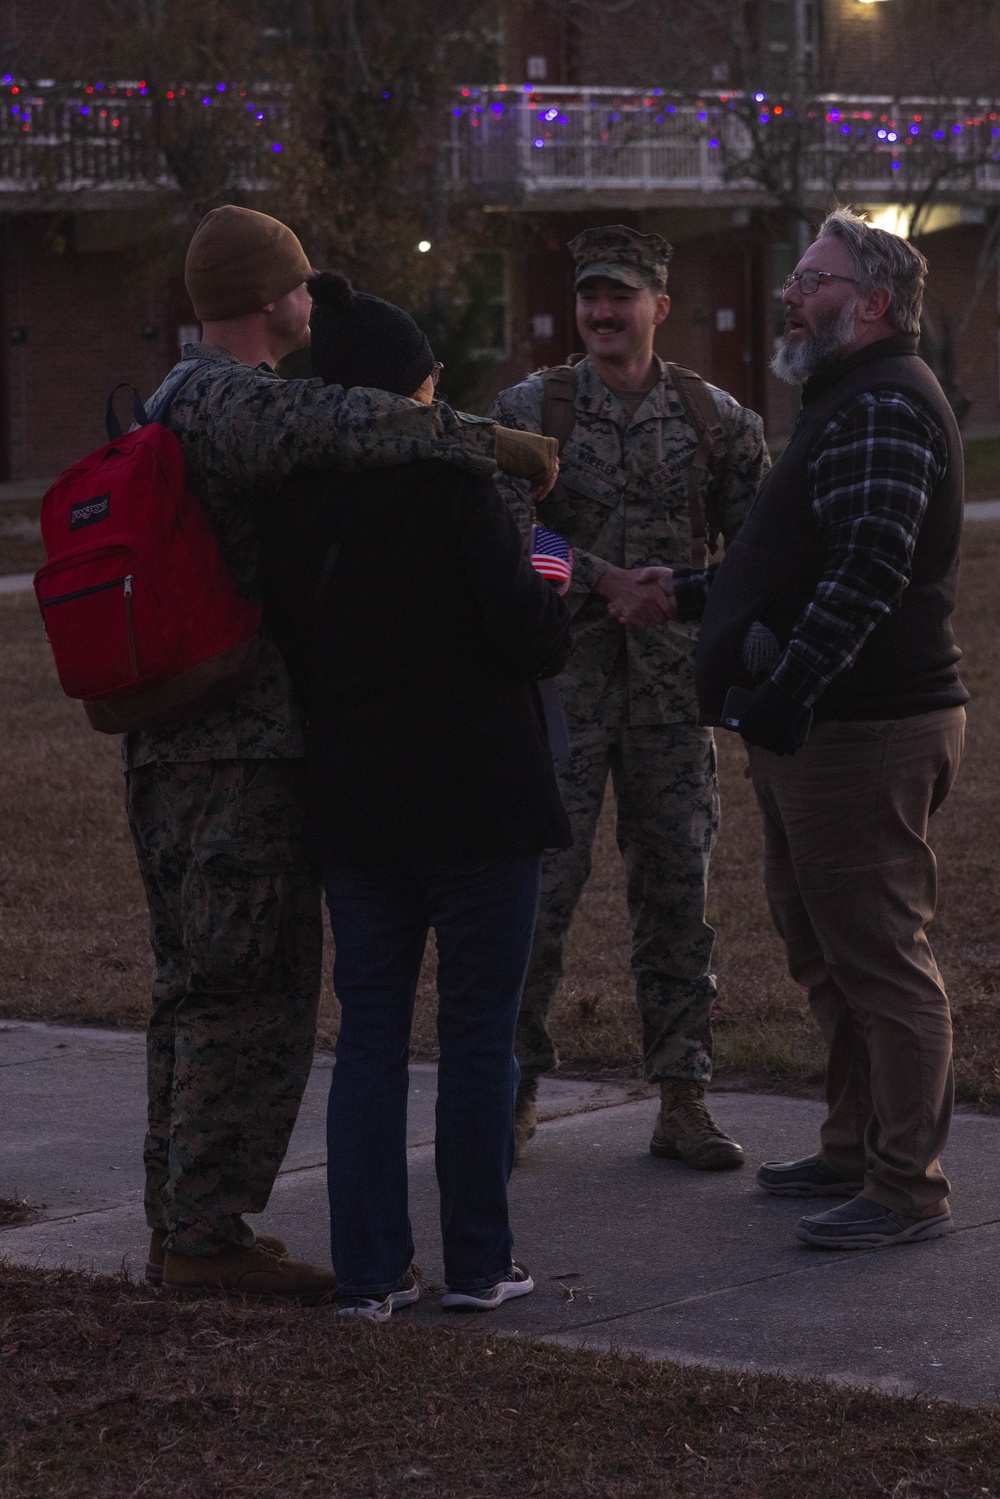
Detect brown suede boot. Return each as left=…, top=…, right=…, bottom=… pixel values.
left=650, top=1080, right=745, bottom=1170
left=145, top=1228, right=289, bottom=1288
left=514, top=1077, right=539, bottom=1165
left=161, top=1242, right=336, bottom=1303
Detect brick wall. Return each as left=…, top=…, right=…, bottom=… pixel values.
left=821, top=0, right=1000, bottom=95
left=0, top=216, right=183, bottom=479
left=0, top=0, right=91, bottom=72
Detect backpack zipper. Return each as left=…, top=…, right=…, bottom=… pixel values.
left=40, top=572, right=139, bottom=678
left=40, top=573, right=130, bottom=607
left=124, top=575, right=138, bottom=676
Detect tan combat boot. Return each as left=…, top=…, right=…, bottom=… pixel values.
left=145, top=1227, right=289, bottom=1288
left=514, top=1077, right=538, bottom=1165
left=650, top=1080, right=745, bottom=1171
left=161, top=1241, right=336, bottom=1303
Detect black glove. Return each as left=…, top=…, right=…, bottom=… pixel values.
left=737, top=678, right=812, bottom=756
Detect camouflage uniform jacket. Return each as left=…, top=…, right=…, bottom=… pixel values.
left=128, top=343, right=497, bottom=769
left=490, top=355, right=769, bottom=726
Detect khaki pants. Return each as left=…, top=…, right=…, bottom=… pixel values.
left=750, top=707, right=965, bottom=1219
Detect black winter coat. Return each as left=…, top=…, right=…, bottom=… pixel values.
left=258, top=459, right=572, bottom=866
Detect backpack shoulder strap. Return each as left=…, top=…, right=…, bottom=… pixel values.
left=539, top=364, right=580, bottom=454
left=665, top=362, right=728, bottom=565
left=106, top=358, right=209, bottom=441
left=534, top=364, right=581, bottom=529
left=144, top=357, right=209, bottom=425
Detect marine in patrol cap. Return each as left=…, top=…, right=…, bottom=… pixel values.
left=568, top=225, right=673, bottom=292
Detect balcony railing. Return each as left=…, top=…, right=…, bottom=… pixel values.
left=446, top=87, right=1000, bottom=205
left=0, top=83, right=287, bottom=197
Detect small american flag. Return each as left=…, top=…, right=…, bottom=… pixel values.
left=530, top=523, right=572, bottom=596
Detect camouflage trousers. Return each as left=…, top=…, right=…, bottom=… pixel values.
left=517, top=673, right=720, bottom=1086
left=125, top=758, right=323, bottom=1256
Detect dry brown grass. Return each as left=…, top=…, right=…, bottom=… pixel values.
left=2, top=1263, right=999, bottom=1499
left=2, top=525, right=1000, bottom=1106
left=0, top=1197, right=36, bottom=1226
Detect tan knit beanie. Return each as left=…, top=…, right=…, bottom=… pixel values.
left=184, top=205, right=312, bottom=322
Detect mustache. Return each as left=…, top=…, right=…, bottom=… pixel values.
left=588, top=320, right=626, bottom=332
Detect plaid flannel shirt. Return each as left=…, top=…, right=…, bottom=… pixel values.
left=675, top=388, right=947, bottom=709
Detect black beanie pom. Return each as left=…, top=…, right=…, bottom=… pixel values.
left=307, top=271, right=355, bottom=311
left=307, top=273, right=435, bottom=398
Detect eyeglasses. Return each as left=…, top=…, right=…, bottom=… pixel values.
left=431, top=361, right=444, bottom=387
left=782, top=270, right=860, bottom=296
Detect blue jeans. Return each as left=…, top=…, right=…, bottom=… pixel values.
left=322, top=854, right=542, bottom=1296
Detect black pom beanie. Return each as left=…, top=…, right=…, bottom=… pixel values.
left=307, top=271, right=435, bottom=396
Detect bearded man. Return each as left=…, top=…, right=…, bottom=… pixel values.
left=655, top=207, right=968, bottom=1250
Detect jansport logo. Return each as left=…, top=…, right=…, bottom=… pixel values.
left=70, top=492, right=111, bottom=529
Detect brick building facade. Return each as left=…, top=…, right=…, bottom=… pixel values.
left=473, top=0, right=1000, bottom=440
left=0, top=215, right=192, bottom=479
left=1, top=1, right=999, bottom=477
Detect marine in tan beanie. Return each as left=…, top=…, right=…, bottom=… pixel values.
left=182, top=203, right=556, bottom=486
left=185, top=205, right=313, bottom=322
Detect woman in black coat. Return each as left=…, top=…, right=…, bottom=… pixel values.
left=259, top=273, right=571, bottom=1321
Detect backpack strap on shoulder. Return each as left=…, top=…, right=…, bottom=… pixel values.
left=144, top=358, right=209, bottom=425
left=105, top=384, right=149, bottom=441
left=536, top=364, right=580, bottom=528
left=105, top=359, right=208, bottom=441
left=666, top=363, right=728, bottom=567
left=539, top=364, right=580, bottom=455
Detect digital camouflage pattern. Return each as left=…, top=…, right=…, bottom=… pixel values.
left=515, top=658, right=719, bottom=1084
left=127, top=757, right=322, bottom=1255
left=490, top=354, right=769, bottom=726
left=124, top=342, right=503, bottom=1255
left=569, top=224, right=673, bottom=291
left=129, top=342, right=497, bottom=769
left=491, top=355, right=767, bottom=1084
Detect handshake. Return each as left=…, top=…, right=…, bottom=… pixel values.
left=597, top=564, right=677, bottom=628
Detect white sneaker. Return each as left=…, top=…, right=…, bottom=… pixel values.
left=335, top=1268, right=420, bottom=1322
left=441, top=1263, right=534, bottom=1313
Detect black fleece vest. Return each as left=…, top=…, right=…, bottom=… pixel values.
left=694, top=336, right=968, bottom=725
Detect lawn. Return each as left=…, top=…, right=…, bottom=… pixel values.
left=4, top=512, right=1000, bottom=1499
left=1, top=1263, right=999, bottom=1499
left=963, top=436, right=1000, bottom=499
left=1, top=523, right=999, bottom=1106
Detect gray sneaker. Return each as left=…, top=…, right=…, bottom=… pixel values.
left=756, top=1153, right=864, bottom=1198
left=441, top=1263, right=534, bottom=1313
left=335, top=1268, right=421, bottom=1322
left=796, top=1195, right=953, bottom=1250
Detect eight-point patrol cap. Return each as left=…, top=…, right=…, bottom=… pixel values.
left=568, top=225, right=673, bottom=291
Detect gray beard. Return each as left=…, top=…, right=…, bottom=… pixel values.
left=771, top=297, right=861, bottom=384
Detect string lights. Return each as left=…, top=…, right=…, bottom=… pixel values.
left=0, top=76, right=290, bottom=155
left=451, top=85, right=1000, bottom=169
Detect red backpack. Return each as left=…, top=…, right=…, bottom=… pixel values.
left=34, top=364, right=261, bottom=734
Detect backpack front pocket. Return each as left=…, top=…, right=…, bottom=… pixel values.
left=35, top=543, right=172, bottom=699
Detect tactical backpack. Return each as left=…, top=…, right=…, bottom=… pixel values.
left=538, top=357, right=728, bottom=567
left=33, top=362, right=262, bottom=734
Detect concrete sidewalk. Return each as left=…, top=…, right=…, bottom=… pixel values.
left=3, top=1020, right=998, bottom=1406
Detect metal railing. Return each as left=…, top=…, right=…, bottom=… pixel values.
left=446, top=87, right=1000, bottom=202
left=0, top=83, right=286, bottom=195
left=5, top=81, right=999, bottom=207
